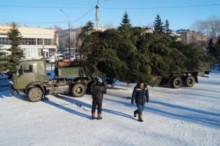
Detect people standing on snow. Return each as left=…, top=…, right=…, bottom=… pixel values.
left=131, top=80, right=149, bottom=122
left=91, top=81, right=106, bottom=120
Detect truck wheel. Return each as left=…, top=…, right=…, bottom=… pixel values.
left=72, top=83, right=86, bottom=97
left=184, top=76, right=195, bottom=87
left=171, top=77, right=182, bottom=88
left=27, top=87, right=43, bottom=102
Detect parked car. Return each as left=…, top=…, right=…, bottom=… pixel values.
left=49, top=56, right=55, bottom=63
left=70, top=55, right=75, bottom=61
left=54, top=54, right=64, bottom=61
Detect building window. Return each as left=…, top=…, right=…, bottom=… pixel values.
left=22, top=38, right=36, bottom=45
left=44, top=39, right=53, bottom=45
left=0, top=37, right=10, bottom=45
left=37, top=39, right=43, bottom=45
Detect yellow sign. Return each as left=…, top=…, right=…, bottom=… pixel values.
left=0, top=27, right=12, bottom=34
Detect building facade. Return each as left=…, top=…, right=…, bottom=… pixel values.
left=58, top=28, right=79, bottom=55
left=0, top=25, right=57, bottom=59
left=176, top=29, right=207, bottom=46
left=57, top=26, right=109, bottom=55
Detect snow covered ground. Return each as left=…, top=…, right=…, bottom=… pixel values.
left=0, top=69, right=220, bottom=146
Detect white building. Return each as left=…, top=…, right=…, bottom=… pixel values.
left=58, top=28, right=78, bottom=54
left=58, top=26, right=110, bottom=55
left=176, top=29, right=207, bottom=45
left=0, top=25, right=57, bottom=59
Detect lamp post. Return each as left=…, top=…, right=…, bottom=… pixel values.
left=60, top=9, right=71, bottom=60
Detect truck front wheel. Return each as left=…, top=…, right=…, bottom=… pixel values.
left=184, top=76, right=195, bottom=87
left=72, top=83, right=86, bottom=97
left=171, top=77, right=182, bottom=88
left=27, top=87, right=43, bottom=102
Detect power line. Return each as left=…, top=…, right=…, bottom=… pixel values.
left=0, top=3, right=220, bottom=9
left=0, top=4, right=90, bottom=9
left=73, top=7, right=95, bottom=22
left=101, top=4, right=220, bottom=10
left=0, top=6, right=95, bottom=25
left=0, top=20, right=88, bottom=25
left=1, top=3, right=219, bottom=27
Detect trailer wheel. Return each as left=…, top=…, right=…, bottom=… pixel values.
left=27, top=87, right=43, bottom=102
left=171, top=77, right=182, bottom=88
left=184, top=76, right=195, bottom=87
left=72, top=83, right=86, bottom=97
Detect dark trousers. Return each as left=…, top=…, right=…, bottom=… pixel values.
left=92, top=99, right=103, bottom=114
left=135, top=104, right=144, bottom=115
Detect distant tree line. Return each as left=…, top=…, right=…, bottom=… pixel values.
left=193, top=16, right=220, bottom=41
left=154, top=14, right=171, bottom=34
left=192, top=16, right=220, bottom=67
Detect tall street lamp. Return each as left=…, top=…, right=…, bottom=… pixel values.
left=60, top=9, right=71, bottom=60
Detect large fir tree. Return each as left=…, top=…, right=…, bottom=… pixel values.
left=7, top=23, right=24, bottom=74
left=120, top=11, right=131, bottom=28
left=164, top=20, right=170, bottom=34
left=81, top=29, right=123, bottom=83
left=154, top=14, right=163, bottom=33
left=77, top=21, right=95, bottom=50
left=80, top=14, right=212, bottom=86
left=81, top=21, right=94, bottom=36
left=118, top=12, right=132, bottom=39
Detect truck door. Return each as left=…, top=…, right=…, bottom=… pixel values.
left=13, top=63, right=36, bottom=90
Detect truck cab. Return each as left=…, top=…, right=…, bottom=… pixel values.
left=12, top=58, right=97, bottom=102
left=13, top=59, right=46, bottom=90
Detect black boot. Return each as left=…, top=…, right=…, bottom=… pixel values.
left=138, top=114, right=143, bottom=122
left=134, top=110, right=138, bottom=117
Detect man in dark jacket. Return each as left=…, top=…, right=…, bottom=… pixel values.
left=91, top=81, right=106, bottom=120
left=131, top=80, right=149, bottom=122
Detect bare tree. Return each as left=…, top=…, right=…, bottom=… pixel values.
left=193, top=16, right=220, bottom=41
left=103, top=23, right=113, bottom=29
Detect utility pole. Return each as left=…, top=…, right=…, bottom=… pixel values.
left=95, top=0, right=108, bottom=30
left=60, top=9, right=71, bottom=60
left=95, top=0, right=100, bottom=30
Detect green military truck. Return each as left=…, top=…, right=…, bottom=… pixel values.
left=11, top=57, right=210, bottom=102
left=12, top=58, right=95, bottom=102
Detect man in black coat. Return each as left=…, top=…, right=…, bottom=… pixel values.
left=131, top=80, right=149, bottom=122
left=91, top=81, right=106, bottom=120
